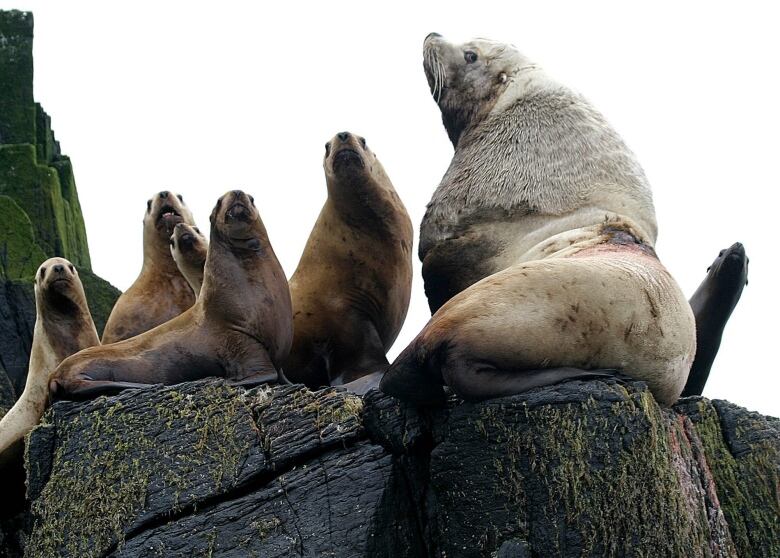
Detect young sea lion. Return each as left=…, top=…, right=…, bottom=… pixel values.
left=381, top=34, right=695, bottom=406
left=0, top=258, right=99, bottom=465
left=682, top=243, right=749, bottom=397
left=285, top=132, right=413, bottom=389
left=170, top=222, right=208, bottom=297
left=49, top=191, right=293, bottom=399
left=101, top=191, right=197, bottom=343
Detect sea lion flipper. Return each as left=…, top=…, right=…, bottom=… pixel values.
left=226, top=341, right=280, bottom=387
left=442, top=359, right=623, bottom=402
left=682, top=242, right=749, bottom=397
left=50, top=379, right=155, bottom=401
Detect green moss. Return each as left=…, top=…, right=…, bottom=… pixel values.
left=0, top=11, right=35, bottom=145
left=0, top=195, right=47, bottom=279
left=689, top=400, right=780, bottom=557
left=474, top=389, right=717, bottom=555
left=26, top=383, right=255, bottom=557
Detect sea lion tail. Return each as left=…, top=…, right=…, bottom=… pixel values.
left=380, top=340, right=447, bottom=406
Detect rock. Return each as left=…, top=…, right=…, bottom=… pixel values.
left=0, top=9, right=120, bottom=408
left=19, top=378, right=779, bottom=557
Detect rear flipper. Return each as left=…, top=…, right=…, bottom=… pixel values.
left=682, top=242, right=749, bottom=397
left=442, top=357, right=622, bottom=402
left=380, top=342, right=447, bottom=406
left=50, top=379, right=156, bottom=401
left=339, top=370, right=385, bottom=396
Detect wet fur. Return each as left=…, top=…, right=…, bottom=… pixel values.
left=682, top=243, right=749, bottom=396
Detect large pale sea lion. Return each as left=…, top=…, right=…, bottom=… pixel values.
left=285, top=132, right=413, bottom=389
left=50, top=191, right=293, bottom=399
left=101, top=191, right=197, bottom=343
left=0, top=258, right=99, bottom=465
left=381, top=34, right=695, bottom=406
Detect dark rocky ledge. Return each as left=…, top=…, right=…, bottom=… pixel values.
left=3, top=377, right=774, bottom=557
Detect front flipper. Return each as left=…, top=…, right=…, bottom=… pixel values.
left=224, top=340, right=279, bottom=387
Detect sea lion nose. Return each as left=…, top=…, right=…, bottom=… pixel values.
left=159, top=191, right=169, bottom=199
left=337, top=132, right=350, bottom=142
left=53, top=264, right=64, bottom=274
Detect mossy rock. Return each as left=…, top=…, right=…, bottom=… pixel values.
left=0, top=10, right=35, bottom=145
left=0, top=145, right=90, bottom=270
left=0, top=194, right=47, bottom=280
left=677, top=397, right=780, bottom=557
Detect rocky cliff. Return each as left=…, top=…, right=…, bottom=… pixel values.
left=0, top=10, right=120, bottom=409
left=2, top=378, right=774, bottom=557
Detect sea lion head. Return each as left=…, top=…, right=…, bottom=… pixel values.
left=34, top=257, right=87, bottom=314
left=170, top=223, right=208, bottom=294
left=323, top=131, right=387, bottom=184
left=210, top=190, right=267, bottom=251
left=707, top=242, right=749, bottom=288
left=143, top=190, right=195, bottom=242
left=423, top=33, right=532, bottom=146
left=170, top=223, right=207, bottom=266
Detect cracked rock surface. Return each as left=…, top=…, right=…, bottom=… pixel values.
left=13, top=378, right=779, bottom=557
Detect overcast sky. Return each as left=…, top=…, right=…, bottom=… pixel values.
left=2, top=1, right=777, bottom=415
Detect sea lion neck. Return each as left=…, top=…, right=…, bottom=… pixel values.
left=142, top=225, right=181, bottom=276
left=325, top=171, right=399, bottom=234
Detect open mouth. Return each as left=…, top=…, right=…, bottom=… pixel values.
left=156, top=205, right=183, bottom=232
left=333, top=148, right=364, bottom=171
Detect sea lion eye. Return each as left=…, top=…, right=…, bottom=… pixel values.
left=325, top=142, right=331, bottom=157
left=69, top=264, right=75, bottom=273
left=40, top=267, right=46, bottom=279
left=359, top=137, right=367, bottom=149
left=194, top=227, right=201, bottom=234
left=249, top=195, right=255, bottom=205
left=170, top=238, right=175, bottom=247
left=177, top=194, right=183, bottom=202
left=147, top=200, right=152, bottom=212
left=464, top=51, right=478, bottom=64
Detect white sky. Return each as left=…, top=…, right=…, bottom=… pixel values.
left=2, top=1, right=777, bottom=416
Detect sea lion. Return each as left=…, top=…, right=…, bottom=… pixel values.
left=101, top=191, right=197, bottom=343
left=0, top=258, right=99, bottom=465
left=285, top=132, right=413, bottom=388
left=682, top=242, right=749, bottom=397
left=49, top=190, right=293, bottom=399
left=170, top=222, right=208, bottom=297
left=380, top=34, right=695, bottom=406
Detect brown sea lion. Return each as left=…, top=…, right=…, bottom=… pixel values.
left=0, top=258, right=99, bottom=466
left=380, top=34, right=695, bottom=406
left=285, top=132, right=413, bottom=389
left=682, top=242, right=749, bottom=397
left=101, top=191, right=197, bottom=343
left=170, top=222, right=208, bottom=297
left=49, top=191, right=293, bottom=399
